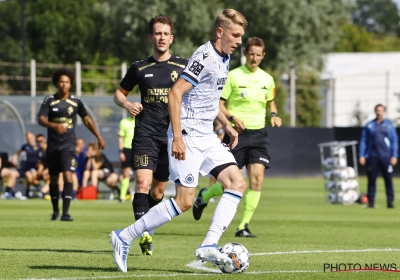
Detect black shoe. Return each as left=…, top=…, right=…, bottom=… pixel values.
left=388, top=202, right=394, bottom=208
left=60, top=214, right=74, bottom=221
left=235, top=223, right=257, bottom=238
left=193, top=188, right=208, bottom=221
left=51, top=212, right=60, bottom=221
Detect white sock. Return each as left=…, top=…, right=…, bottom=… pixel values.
left=119, top=198, right=181, bottom=243
left=201, top=190, right=243, bottom=247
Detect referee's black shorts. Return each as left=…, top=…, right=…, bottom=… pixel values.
left=121, top=148, right=133, bottom=169
left=131, top=134, right=169, bottom=182
left=223, top=127, right=270, bottom=169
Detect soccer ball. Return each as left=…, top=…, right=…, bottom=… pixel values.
left=335, top=181, right=348, bottom=191
left=218, top=242, right=250, bottom=273
left=325, top=181, right=335, bottom=191
left=328, top=192, right=337, bottom=203
left=345, top=166, right=356, bottom=179
left=347, top=179, right=358, bottom=190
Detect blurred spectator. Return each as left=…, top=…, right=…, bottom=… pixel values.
left=11, top=131, right=40, bottom=197
left=82, top=143, right=119, bottom=195
left=0, top=151, right=26, bottom=200
left=118, top=114, right=135, bottom=202
left=359, top=104, right=398, bottom=208
left=36, top=134, right=50, bottom=199
left=75, top=137, right=87, bottom=186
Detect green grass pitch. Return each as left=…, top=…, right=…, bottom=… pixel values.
left=1, top=177, right=400, bottom=279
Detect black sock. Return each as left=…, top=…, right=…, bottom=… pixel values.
left=132, top=192, right=149, bottom=221
left=5, top=187, right=14, bottom=195
left=62, top=182, right=73, bottom=215
left=49, top=184, right=59, bottom=213
left=148, top=192, right=163, bottom=209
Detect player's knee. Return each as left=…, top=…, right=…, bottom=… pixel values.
left=150, top=189, right=164, bottom=201
left=12, top=170, right=19, bottom=179
left=135, top=178, right=151, bottom=193
left=234, top=178, right=247, bottom=194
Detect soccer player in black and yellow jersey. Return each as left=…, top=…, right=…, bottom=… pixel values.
left=38, top=68, right=105, bottom=221
left=113, top=14, right=188, bottom=255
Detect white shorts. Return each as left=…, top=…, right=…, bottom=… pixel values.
left=168, top=133, right=236, bottom=187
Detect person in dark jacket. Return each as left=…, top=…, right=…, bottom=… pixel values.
left=359, top=104, right=398, bottom=208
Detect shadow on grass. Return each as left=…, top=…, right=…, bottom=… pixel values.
left=28, top=265, right=204, bottom=274
left=153, top=232, right=203, bottom=237
left=0, top=248, right=116, bottom=255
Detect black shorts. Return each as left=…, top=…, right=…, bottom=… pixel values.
left=132, top=135, right=169, bottom=182
left=46, top=150, right=77, bottom=176
left=100, top=168, right=111, bottom=180
left=121, top=148, right=132, bottom=169
left=223, top=127, right=270, bottom=169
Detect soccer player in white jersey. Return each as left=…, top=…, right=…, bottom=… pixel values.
left=109, top=9, right=248, bottom=273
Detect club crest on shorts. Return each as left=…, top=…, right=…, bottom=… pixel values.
left=184, top=173, right=194, bottom=184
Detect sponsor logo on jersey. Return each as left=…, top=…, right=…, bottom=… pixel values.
left=188, top=61, right=204, bottom=76
left=167, top=61, right=186, bottom=68
left=66, top=99, right=77, bottom=107
left=138, top=62, right=156, bottom=71
left=52, top=108, right=59, bottom=111
left=50, top=100, right=60, bottom=106
left=171, top=70, right=178, bottom=82
left=217, top=77, right=227, bottom=90
left=145, top=74, right=153, bottom=78
left=202, top=52, right=209, bottom=60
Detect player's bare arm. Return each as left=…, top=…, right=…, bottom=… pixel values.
left=114, top=86, right=143, bottom=116
left=168, top=78, right=193, bottom=161
left=38, top=115, right=67, bottom=134
left=219, top=99, right=246, bottom=133
left=216, top=109, right=238, bottom=149
left=82, top=116, right=105, bottom=149
left=268, top=100, right=282, bottom=127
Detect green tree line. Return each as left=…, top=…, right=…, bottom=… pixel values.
left=1, top=0, right=400, bottom=126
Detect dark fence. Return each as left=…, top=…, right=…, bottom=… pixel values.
left=1, top=124, right=400, bottom=177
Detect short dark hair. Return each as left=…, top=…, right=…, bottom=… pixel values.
left=52, top=68, right=75, bottom=87
left=36, top=133, right=45, bottom=139
left=245, top=37, right=265, bottom=52
left=374, top=104, right=386, bottom=111
left=149, top=14, right=174, bottom=35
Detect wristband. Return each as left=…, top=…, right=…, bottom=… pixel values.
left=229, top=116, right=235, bottom=122
left=270, top=112, right=278, bottom=117
left=119, top=149, right=123, bottom=153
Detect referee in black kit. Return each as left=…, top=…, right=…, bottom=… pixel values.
left=38, top=68, right=105, bottom=221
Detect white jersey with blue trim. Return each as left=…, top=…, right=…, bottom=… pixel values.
left=169, top=40, right=230, bottom=137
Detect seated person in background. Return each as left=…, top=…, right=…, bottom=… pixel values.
left=12, top=131, right=40, bottom=197
left=75, top=137, right=87, bottom=187
left=0, top=151, right=26, bottom=200
left=36, top=134, right=50, bottom=199
left=82, top=143, right=120, bottom=195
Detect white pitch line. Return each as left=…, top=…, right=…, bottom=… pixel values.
left=185, top=260, right=320, bottom=274
left=251, top=248, right=400, bottom=256
left=23, top=248, right=400, bottom=280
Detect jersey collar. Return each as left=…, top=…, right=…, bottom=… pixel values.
left=210, top=40, right=230, bottom=62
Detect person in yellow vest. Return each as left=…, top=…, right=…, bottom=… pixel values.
left=118, top=114, right=135, bottom=202
left=193, top=37, right=282, bottom=237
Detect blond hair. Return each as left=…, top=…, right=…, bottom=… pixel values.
left=214, top=9, right=248, bottom=32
